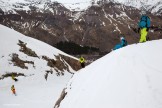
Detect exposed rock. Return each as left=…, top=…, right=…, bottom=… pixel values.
left=11, top=53, right=35, bottom=69
left=54, top=88, right=67, bottom=108
left=18, top=40, right=38, bottom=57
left=0, top=72, right=25, bottom=80
left=59, top=54, right=81, bottom=71
left=42, top=55, right=69, bottom=77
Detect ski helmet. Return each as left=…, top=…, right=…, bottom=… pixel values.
left=120, top=37, right=124, bottom=40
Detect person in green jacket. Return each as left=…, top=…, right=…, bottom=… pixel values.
left=79, top=56, right=85, bottom=68
left=11, top=74, right=18, bottom=82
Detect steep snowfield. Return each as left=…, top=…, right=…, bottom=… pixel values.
left=58, top=40, right=162, bottom=108
left=0, top=24, right=76, bottom=108
left=0, top=24, right=76, bottom=75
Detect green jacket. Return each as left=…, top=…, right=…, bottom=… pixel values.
left=11, top=74, right=15, bottom=80
left=79, top=57, right=85, bottom=63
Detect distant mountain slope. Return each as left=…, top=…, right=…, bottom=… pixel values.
left=116, top=0, right=162, bottom=14
left=0, top=0, right=162, bottom=13
left=0, top=0, right=162, bottom=54
left=0, top=24, right=81, bottom=108
left=57, top=40, right=162, bottom=108
left=0, top=0, right=92, bottom=12
left=0, top=24, right=81, bottom=78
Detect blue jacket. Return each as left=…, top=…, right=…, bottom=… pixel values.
left=138, top=15, right=151, bottom=28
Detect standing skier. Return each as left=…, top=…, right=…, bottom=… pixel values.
left=79, top=56, right=85, bottom=68
left=138, top=10, right=151, bottom=43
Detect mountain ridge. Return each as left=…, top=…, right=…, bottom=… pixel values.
left=0, top=0, right=162, bottom=56
left=0, top=0, right=162, bottom=13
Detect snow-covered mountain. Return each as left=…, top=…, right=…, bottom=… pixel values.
left=116, top=0, right=162, bottom=14
left=0, top=24, right=81, bottom=108
left=56, top=40, right=162, bottom=108
left=0, top=0, right=162, bottom=13
left=0, top=0, right=91, bottom=12
left=0, top=0, right=162, bottom=54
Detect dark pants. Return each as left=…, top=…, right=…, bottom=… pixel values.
left=81, top=63, right=85, bottom=68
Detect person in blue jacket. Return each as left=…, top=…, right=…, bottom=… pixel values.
left=138, top=10, right=151, bottom=43
left=112, top=36, right=127, bottom=50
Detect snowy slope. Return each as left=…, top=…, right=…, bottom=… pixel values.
left=0, top=24, right=76, bottom=108
left=0, top=24, right=76, bottom=75
left=58, top=40, right=162, bottom=108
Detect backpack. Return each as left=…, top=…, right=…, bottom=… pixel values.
left=139, top=15, right=151, bottom=28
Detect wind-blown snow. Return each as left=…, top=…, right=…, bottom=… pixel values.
left=0, top=24, right=76, bottom=108
left=58, top=40, right=162, bottom=108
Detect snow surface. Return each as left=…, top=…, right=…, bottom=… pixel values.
left=58, top=40, right=162, bottom=108
left=0, top=24, right=76, bottom=108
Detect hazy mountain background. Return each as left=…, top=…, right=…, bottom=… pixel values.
left=0, top=0, right=162, bottom=60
